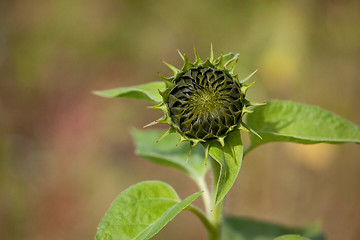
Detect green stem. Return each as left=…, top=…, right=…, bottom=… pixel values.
left=187, top=205, right=215, bottom=233
left=208, top=200, right=224, bottom=240
left=207, top=158, right=224, bottom=240
left=196, top=177, right=212, bottom=216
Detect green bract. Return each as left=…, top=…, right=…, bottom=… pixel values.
left=148, top=47, right=262, bottom=163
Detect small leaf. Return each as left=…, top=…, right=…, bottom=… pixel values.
left=132, top=129, right=209, bottom=180
left=96, top=181, right=202, bottom=240
left=93, top=81, right=165, bottom=103
left=222, top=216, right=325, bottom=240
left=245, top=100, right=360, bottom=153
left=208, top=130, right=243, bottom=207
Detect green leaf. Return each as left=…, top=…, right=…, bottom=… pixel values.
left=93, top=81, right=165, bottom=103
left=96, top=181, right=202, bottom=240
left=208, top=130, right=243, bottom=207
left=245, top=100, right=360, bottom=153
left=132, top=129, right=209, bottom=180
left=222, top=216, right=325, bottom=240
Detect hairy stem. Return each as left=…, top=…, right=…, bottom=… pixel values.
left=196, top=177, right=212, bottom=216
left=208, top=199, right=224, bottom=240
left=207, top=158, right=224, bottom=240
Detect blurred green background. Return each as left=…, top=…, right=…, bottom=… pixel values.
left=0, top=0, right=359, bottom=239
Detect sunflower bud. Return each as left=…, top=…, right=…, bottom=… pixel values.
left=168, top=66, right=243, bottom=140
left=149, top=46, right=262, bottom=163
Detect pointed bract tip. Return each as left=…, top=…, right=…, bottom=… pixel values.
left=210, top=43, right=214, bottom=62
left=162, top=60, right=179, bottom=74
left=240, top=81, right=256, bottom=94
left=191, top=139, right=204, bottom=148
left=181, top=54, right=193, bottom=72
left=143, top=121, right=158, bottom=128
left=241, top=122, right=263, bottom=140
left=249, top=102, right=267, bottom=107
left=177, top=49, right=184, bottom=60
left=217, top=137, right=226, bottom=147
left=251, top=129, right=262, bottom=140
left=176, top=135, right=187, bottom=146
left=193, top=47, right=202, bottom=64
left=156, top=115, right=172, bottom=124
left=156, top=128, right=173, bottom=143
left=146, top=103, right=164, bottom=109
left=241, top=68, right=259, bottom=83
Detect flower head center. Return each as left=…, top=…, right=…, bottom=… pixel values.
left=188, top=87, right=222, bottom=115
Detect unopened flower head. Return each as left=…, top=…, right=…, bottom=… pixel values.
left=147, top=46, right=262, bottom=163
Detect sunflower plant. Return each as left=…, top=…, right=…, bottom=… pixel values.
left=94, top=47, right=360, bottom=240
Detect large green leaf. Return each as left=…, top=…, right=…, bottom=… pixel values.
left=208, top=130, right=243, bottom=207
left=96, top=181, right=202, bottom=240
left=132, top=129, right=209, bottom=180
left=222, top=216, right=325, bottom=240
left=93, top=81, right=165, bottom=103
left=245, top=100, right=360, bottom=153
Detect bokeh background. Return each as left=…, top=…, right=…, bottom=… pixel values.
left=1, top=0, right=359, bottom=239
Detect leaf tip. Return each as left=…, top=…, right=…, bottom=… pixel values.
left=92, top=90, right=110, bottom=98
